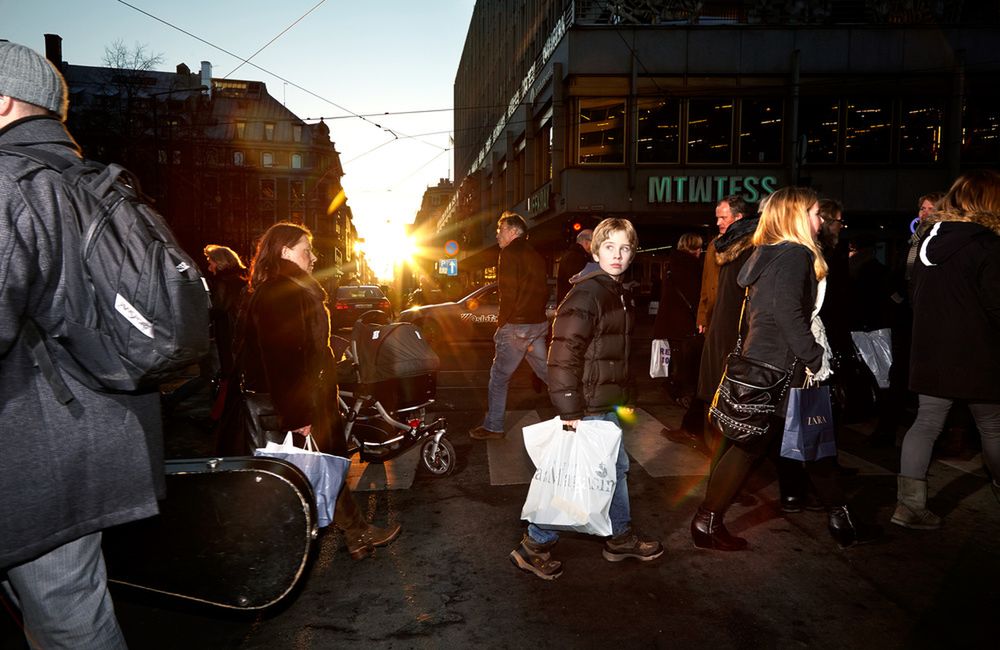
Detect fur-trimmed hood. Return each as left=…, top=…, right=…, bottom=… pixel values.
left=916, top=210, right=1000, bottom=267
left=714, top=215, right=759, bottom=265
left=922, top=210, right=1000, bottom=235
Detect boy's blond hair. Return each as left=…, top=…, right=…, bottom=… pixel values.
left=590, top=218, right=638, bottom=254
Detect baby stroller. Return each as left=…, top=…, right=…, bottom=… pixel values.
left=335, top=312, right=456, bottom=476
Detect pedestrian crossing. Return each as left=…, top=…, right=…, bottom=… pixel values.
left=346, top=407, right=981, bottom=492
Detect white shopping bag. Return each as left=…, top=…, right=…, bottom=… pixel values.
left=520, top=416, right=622, bottom=537
left=649, top=339, right=671, bottom=378
left=850, top=329, right=892, bottom=389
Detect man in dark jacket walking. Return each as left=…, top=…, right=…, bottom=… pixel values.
left=470, top=212, right=550, bottom=439
left=0, top=42, right=165, bottom=648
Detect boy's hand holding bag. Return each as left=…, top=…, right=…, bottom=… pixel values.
left=520, top=416, right=622, bottom=537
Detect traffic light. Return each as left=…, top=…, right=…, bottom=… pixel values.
left=572, top=221, right=582, bottom=232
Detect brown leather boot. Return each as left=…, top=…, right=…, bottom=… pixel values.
left=509, top=534, right=562, bottom=580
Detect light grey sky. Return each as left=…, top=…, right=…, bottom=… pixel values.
left=4, top=0, right=476, bottom=276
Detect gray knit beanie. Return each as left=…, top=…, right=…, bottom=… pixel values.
left=0, top=41, right=68, bottom=120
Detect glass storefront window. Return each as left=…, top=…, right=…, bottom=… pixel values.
left=845, top=99, right=892, bottom=163
left=739, top=98, right=784, bottom=164
left=800, top=98, right=840, bottom=164
left=578, top=98, right=626, bottom=164
left=962, top=102, right=1000, bottom=163
left=637, top=97, right=680, bottom=164
left=900, top=100, right=944, bottom=163
left=687, top=99, right=733, bottom=164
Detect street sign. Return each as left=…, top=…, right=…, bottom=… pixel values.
left=439, top=258, right=458, bottom=276
left=445, top=240, right=459, bottom=256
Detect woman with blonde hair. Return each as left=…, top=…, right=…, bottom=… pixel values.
left=691, top=187, right=879, bottom=551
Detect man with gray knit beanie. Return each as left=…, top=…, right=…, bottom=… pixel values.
left=0, top=41, right=164, bottom=649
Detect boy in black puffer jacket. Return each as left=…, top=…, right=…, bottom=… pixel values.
left=510, top=218, right=663, bottom=580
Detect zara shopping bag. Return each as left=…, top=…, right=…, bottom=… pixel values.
left=649, top=339, right=671, bottom=378
left=254, top=433, right=350, bottom=528
left=780, top=385, right=837, bottom=461
left=520, top=416, right=622, bottom=537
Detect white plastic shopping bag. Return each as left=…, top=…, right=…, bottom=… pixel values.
left=520, top=416, right=622, bottom=537
left=254, top=432, right=350, bottom=528
left=649, top=339, right=671, bottom=378
left=850, top=328, right=892, bottom=389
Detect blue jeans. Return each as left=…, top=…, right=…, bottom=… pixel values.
left=2, top=532, right=127, bottom=650
left=482, top=322, right=549, bottom=432
left=528, top=411, right=631, bottom=543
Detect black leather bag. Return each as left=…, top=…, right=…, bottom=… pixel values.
left=242, top=388, right=286, bottom=450
left=708, top=289, right=795, bottom=444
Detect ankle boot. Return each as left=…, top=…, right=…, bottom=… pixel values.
left=690, top=506, right=748, bottom=551
left=891, top=476, right=941, bottom=529
left=510, top=534, right=562, bottom=580
left=828, top=505, right=881, bottom=548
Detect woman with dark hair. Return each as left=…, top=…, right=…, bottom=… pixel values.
left=691, top=187, right=879, bottom=551
left=893, top=170, right=1000, bottom=528
left=242, top=222, right=401, bottom=559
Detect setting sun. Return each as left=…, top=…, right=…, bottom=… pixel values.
left=359, top=221, right=418, bottom=281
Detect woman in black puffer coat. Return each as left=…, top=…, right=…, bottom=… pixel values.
left=241, top=223, right=401, bottom=560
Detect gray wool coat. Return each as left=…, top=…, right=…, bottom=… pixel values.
left=0, top=116, right=163, bottom=568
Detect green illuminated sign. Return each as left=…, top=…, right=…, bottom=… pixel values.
left=648, top=175, right=778, bottom=204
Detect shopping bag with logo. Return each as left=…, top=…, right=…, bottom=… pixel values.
left=520, top=416, right=622, bottom=536
left=254, top=432, right=350, bottom=528
left=850, top=328, right=892, bottom=389
left=780, top=384, right=837, bottom=461
left=649, top=338, right=671, bottom=378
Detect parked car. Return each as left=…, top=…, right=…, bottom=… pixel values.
left=331, top=285, right=393, bottom=331
left=399, top=283, right=556, bottom=345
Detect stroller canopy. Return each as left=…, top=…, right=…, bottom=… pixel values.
left=351, top=321, right=440, bottom=384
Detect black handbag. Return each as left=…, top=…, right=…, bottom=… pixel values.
left=708, top=288, right=795, bottom=444
left=241, top=386, right=286, bottom=450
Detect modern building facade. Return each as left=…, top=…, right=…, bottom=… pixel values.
left=41, top=34, right=369, bottom=282
left=441, top=0, right=1000, bottom=294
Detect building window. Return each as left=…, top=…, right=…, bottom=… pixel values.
left=235, top=121, right=246, bottom=139
left=262, top=152, right=274, bottom=167
left=739, top=98, right=784, bottom=164
left=800, top=98, right=839, bottom=164
left=233, top=150, right=244, bottom=166
left=962, top=101, right=1000, bottom=163
left=845, top=99, right=892, bottom=163
left=687, top=99, right=733, bottom=164
left=158, top=149, right=167, bottom=164
left=899, top=100, right=944, bottom=164
left=578, top=98, right=626, bottom=164
left=293, top=125, right=303, bottom=142
left=637, top=97, right=680, bottom=164
left=264, top=123, right=275, bottom=141
left=536, top=121, right=552, bottom=184
left=172, top=150, right=181, bottom=165
left=291, top=153, right=303, bottom=169
left=260, top=179, right=276, bottom=223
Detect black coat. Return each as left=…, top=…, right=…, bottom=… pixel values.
left=208, top=267, right=247, bottom=373
left=737, top=243, right=825, bottom=395
left=498, top=235, right=548, bottom=327
left=242, top=260, right=342, bottom=452
left=696, top=220, right=757, bottom=402
left=652, top=250, right=702, bottom=340
left=557, top=244, right=591, bottom=303
left=909, top=212, right=1000, bottom=400
left=547, top=265, right=634, bottom=420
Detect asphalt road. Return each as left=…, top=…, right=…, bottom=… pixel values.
left=3, top=329, right=998, bottom=649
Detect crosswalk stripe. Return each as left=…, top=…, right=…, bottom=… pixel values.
left=621, top=408, right=712, bottom=478
left=486, top=410, right=539, bottom=486
left=347, top=448, right=420, bottom=492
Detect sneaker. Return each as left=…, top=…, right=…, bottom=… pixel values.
left=602, top=527, right=664, bottom=562
left=509, top=534, right=562, bottom=580
left=469, top=425, right=504, bottom=440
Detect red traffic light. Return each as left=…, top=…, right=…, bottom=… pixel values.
left=572, top=222, right=582, bottom=231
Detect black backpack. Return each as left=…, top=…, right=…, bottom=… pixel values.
left=1, top=145, right=211, bottom=401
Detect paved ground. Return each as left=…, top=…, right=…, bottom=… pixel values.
left=3, top=333, right=998, bottom=649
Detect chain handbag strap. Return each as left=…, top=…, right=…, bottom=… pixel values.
left=732, top=287, right=750, bottom=355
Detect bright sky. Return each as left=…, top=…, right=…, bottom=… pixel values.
left=4, top=0, right=476, bottom=279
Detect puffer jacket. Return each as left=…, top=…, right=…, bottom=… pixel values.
left=547, top=263, right=634, bottom=419
left=909, top=210, right=1000, bottom=400
left=0, top=116, right=163, bottom=568
left=737, top=242, right=825, bottom=409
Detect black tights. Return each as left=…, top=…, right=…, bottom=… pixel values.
left=702, top=423, right=846, bottom=514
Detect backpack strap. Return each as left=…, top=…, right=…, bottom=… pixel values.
left=21, top=321, right=75, bottom=405
left=0, top=144, right=78, bottom=172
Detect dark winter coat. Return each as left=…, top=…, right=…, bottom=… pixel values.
left=498, top=235, right=548, bottom=327
left=208, top=266, right=247, bottom=373
left=0, top=116, right=164, bottom=568
left=547, top=263, right=634, bottom=420
left=847, top=250, right=892, bottom=332
left=242, top=260, right=343, bottom=452
left=819, top=240, right=853, bottom=355
left=557, top=243, right=591, bottom=303
left=909, top=211, right=1000, bottom=400
left=696, top=217, right=758, bottom=402
left=652, top=250, right=702, bottom=340
left=737, top=243, right=825, bottom=400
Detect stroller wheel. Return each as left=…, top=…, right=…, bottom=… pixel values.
left=420, top=436, right=456, bottom=477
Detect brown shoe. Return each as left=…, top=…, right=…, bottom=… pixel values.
left=345, top=522, right=401, bottom=559
left=509, top=534, right=562, bottom=580
left=469, top=425, right=504, bottom=440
